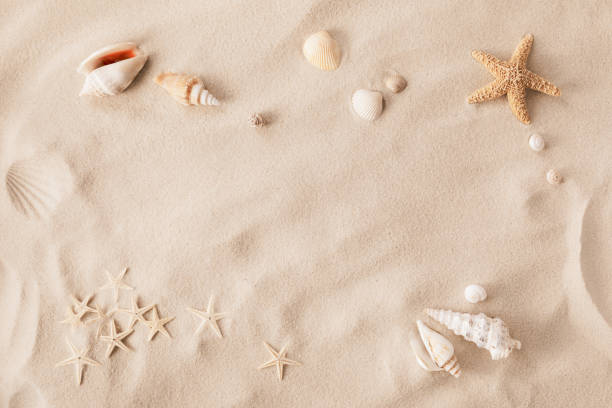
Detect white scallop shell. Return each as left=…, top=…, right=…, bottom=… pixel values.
left=426, top=308, right=521, bottom=360
left=5, top=155, right=73, bottom=219
left=416, top=320, right=461, bottom=378
left=546, top=169, right=562, bottom=185
left=528, top=133, right=545, bottom=152
left=464, top=284, right=487, bottom=303
left=351, top=89, right=383, bottom=121
left=78, top=42, right=147, bottom=97
left=384, top=71, right=407, bottom=93
left=302, top=31, right=341, bottom=71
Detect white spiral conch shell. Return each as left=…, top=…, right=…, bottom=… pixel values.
left=411, top=320, right=461, bottom=378
left=154, top=72, right=220, bottom=106
left=425, top=308, right=521, bottom=360
left=352, top=89, right=383, bottom=121
left=77, top=42, right=147, bottom=96
left=5, top=154, right=73, bottom=219
left=464, top=284, right=487, bottom=304
left=302, top=31, right=341, bottom=71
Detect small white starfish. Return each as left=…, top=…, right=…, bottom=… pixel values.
left=258, top=342, right=302, bottom=381
left=85, top=304, right=117, bottom=337
left=143, top=307, right=175, bottom=341
left=186, top=295, right=227, bottom=338
left=55, top=337, right=101, bottom=386
left=59, top=306, right=87, bottom=327
left=100, top=319, right=133, bottom=358
left=71, top=294, right=95, bottom=314
left=99, top=267, right=133, bottom=301
left=118, top=295, right=155, bottom=329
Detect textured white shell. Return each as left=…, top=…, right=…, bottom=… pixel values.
left=546, top=169, right=562, bottom=185
left=464, top=284, right=487, bottom=304
left=417, top=320, right=461, bottom=378
left=426, top=308, right=521, bottom=360
left=5, top=155, right=73, bottom=219
left=384, top=71, right=407, bottom=93
left=302, top=31, right=341, bottom=71
left=78, top=43, right=147, bottom=96
left=528, top=133, right=545, bottom=152
left=352, top=89, right=383, bottom=121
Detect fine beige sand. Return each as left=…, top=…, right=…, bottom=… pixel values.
left=1, top=0, right=611, bottom=406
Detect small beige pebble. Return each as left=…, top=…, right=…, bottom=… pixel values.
left=248, top=113, right=265, bottom=128
left=546, top=169, right=563, bottom=185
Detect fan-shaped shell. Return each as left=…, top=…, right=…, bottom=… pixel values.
left=5, top=155, right=73, bottom=219
left=78, top=42, right=147, bottom=97
left=352, top=89, right=383, bottom=121
left=154, top=72, right=220, bottom=106
left=426, top=308, right=521, bottom=360
left=417, top=320, right=461, bottom=378
left=384, top=71, right=407, bottom=93
left=302, top=31, right=341, bottom=71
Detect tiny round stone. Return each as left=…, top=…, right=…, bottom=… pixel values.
left=546, top=169, right=563, bottom=185
left=528, top=133, right=545, bottom=152
left=248, top=113, right=265, bottom=128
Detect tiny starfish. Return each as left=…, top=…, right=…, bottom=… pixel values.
left=55, top=337, right=101, bottom=386
left=71, top=294, right=95, bottom=314
left=186, top=295, right=227, bottom=338
left=118, top=295, right=155, bottom=329
left=468, top=34, right=561, bottom=124
left=100, top=319, right=133, bottom=358
left=59, top=306, right=87, bottom=328
left=143, top=306, right=175, bottom=341
left=85, top=304, right=117, bottom=337
left=258, top=342, right=301, bottom=381
left=99, top=267, right=133, bottom=301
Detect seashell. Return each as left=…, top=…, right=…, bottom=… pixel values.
left=546, top=169, right=562, bottom=185
left=78, top=42, right=147, bottom=97
left=528, top=133, right=545, bottom=152
left=5, top=155, right=73, bottom=219
left=302, top=31, right=341, bottom=71
left=351, top=89, right=383, bottom=121
left=416, top=320, right=461, bottom=378
left=409, top=329, right=442, bottom=372
left=464, top=284, right=487, bottom=304
left=154, top=72, right=220, bottom=106
left=425, top=308, right=521, bottom=360
left=248, top=113, right=265, bottom=128
left=384, top=71, right=407, bottom=93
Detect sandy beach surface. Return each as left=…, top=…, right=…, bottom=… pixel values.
left=1, top=0, right=611, bottom=406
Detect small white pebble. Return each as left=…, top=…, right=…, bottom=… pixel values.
left=529, top=133, right=545, bottom=152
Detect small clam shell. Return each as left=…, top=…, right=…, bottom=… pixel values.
left=546, top=169, right=562, bottom=185
left=302, top=31, right=341, bottom=71
left=384, top=71, right=407, bottom=93
left=528, top=133, right=545, bottom=152
left=78, top=43, right=147, bottom=97
left=464, top=284, right=487, bottom=304
left=351, top=89, right=383, bottom=121
left=154, top=73, right=220, bottom=106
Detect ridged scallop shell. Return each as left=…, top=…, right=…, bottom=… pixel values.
left=302, top=31, right=341, bottom=71
left=464, top=284, right=487, bottom=304
left=416, top=320, right=461, bottom=378
left=426, top=308, right=521, bottom=360
left=384, top=71, right=407, bottom=93
left=154, top=72, right=220, bottom=106
left=5, top=155, right=73, bottom=219
left=78, top=42, right=147, bottom=97
left=352, top=89, right=383, bottom=121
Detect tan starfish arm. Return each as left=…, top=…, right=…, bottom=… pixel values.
left=524, top=70, right=561, bottom=96
left=510, top=33, right=533, bottom=66
left=467, top=79, right=507, bottom=103
left=507, top=87, right=530, bottom=124
left=258, top=360, right=278, bottom=370
left=471, top=50, right=507, bottom=77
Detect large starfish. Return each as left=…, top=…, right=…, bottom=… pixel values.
left=143, top=306, right=175, bottom=341
left=258, top=342, right=301, bottom=381
left=55, top=337, right=101, bottom=386
left=99, top=267, right=133, bottom=302
left=186, top=295, right=227, bottom=338
left=100, top=319, right=133, bottom=358
left=467, top=34, right=560, bottom=124
left=118, top=295, right=155, bottom=329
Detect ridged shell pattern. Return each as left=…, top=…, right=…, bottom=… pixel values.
left=417, top=320, right=461, bottom=378
left=426, top=308, right=521, bottom=360
left=352, top=89, right=383, bottom=121
left=154, top=72, right=220, bottom=106
left=5, top=155, right=73, bottom=219
left=302, top=31, right=341, bottom=71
